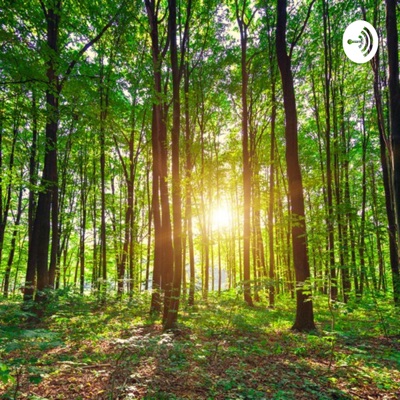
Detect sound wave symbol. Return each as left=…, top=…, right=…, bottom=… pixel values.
left=343, top=20, right=378, bottom=64
left=347, top=27, right=373, bottom=56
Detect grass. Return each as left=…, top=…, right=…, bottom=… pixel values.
left=0, top=289, right=399, bottom=399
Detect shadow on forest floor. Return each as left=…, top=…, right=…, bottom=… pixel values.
left=0, top=291, right=399, bottom=399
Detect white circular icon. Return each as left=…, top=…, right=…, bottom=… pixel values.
left=343, top=20, right=378, bottom=64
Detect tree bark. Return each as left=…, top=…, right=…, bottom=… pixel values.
left=0, top=98, right=18, bottom=269
left=145, top=0, right=174, bottom=315
left=322, top=0, right=336, bottom=301
left=3, top=182, right=23, bottom=297
left=99, top=55, right=108, bottom=302
left=26, top=4, right=61, bottom=305
left=184, top=57, right=196, bottom=306
left=24, top=91, right=38, bottom=300
left=268, top=79, right=277, bottom=308
left=163, top=0, right=184, bottom=330
left=79, top=145, right=87, bottom=295
left=385, top=0, right=400, bottom=304
left=236, top=0, right=253, bottom=307
left=276, top=0, right=315, bottom=331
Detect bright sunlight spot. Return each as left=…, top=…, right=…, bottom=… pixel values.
left=211, top=205, right=233, bottom=231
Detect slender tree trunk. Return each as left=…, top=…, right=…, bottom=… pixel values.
left=384, top=0, right=400, bottom=304
left=344, top=150, right=358, bottom=295
left=0, top=101, right=18, bottom=268
left=129, top=196, right=137, bottom=295
left=339, top=88, right=351, bottom=301
left=199, top=100, right=209, bottom=301
left=48, top=163, right=59, bottom=287
left=236, top=1, right=253, bottom=307
left=369, top=161, right=384, bottom=290
left=145, top=0, right=174, bottom=314
left=3, top=183, right=23, bottom=297
left=26, top=5, right=61, bottom=306
left=117, top=175, right=132, bottom=297
left=322, top=0, right=336, bottom=301
left=311, top=71, right=328, bottom=294
left=268, top=78, right=277, bottom=308
left=218, top=233, right=222, bottom=295
left=24, top=91, right=38, bottom=299
left=373, top=77, right=394, bottom=292
left=91, top=158, right=99, bottom=294
left=163, top=0, right=184, bottom=330
left=276, top=0, right=315, bottom=331
left=150, top=105, right=162, bottom=312
left=145, top=158, right=152, bottom=292
left=79, top=147, right=87, bottom=295
left=184, top=58, right=195, bottom=306
left=99, top=56, right=108, bottom=302
left=359, top=107, right=369, bottom=297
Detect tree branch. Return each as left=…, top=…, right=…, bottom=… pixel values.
left=113, top=133, right=129, bottom=182
left=61, top=1, right=126, bottom=87
left=289, top=0, right=316, bottom=59
left=178, top=0, right=192, bottom=81
left=38, top=0, right=47, bottom=18
left=0, top=78, right=47, bottom=86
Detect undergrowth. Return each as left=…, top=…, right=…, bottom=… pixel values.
left=0, top=289, right=399, bottom=399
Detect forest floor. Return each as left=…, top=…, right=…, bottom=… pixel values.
left=0, top=291, right=399, bottom=400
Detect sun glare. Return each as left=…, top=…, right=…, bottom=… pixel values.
left=211, top=205, right=233, bottom=231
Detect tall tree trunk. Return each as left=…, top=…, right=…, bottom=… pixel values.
left=310, top=71, right=329, bottom=294
left=25, top=4, right=61, bottom=305
left=359, top=107, right=368, bottom=297
left=339, top=87, right=351, bottom=301
left=0, top=99, right=18, bottom=268
left=236, top=0, right=253, bottom=307
left=385, top=0, right=400, bottom=305
left=199, top=94, right=209, bottom=301
left=369, top=161, right=385, bottom=291
left=3, top=182, right=23, bottom=297
left=145, top=0, right=174, bottom=315
left=99, top=56, right=108, bottom=302
left=116, top=126, right=136, bottom=297
left=268, top=77, right=277, bottom=308
left=276, top=0, right=315, bottom=331
left=55, top=124, right=73, bottom=290
left=145, top=158, right=152, bottom=292
left=79, top=146, right=87, bottom=295
left=344, top=144, right=359, bottom=295
left=322, top=0, right=336, bottom=301
left=22, top=2, right=115, bottom=302
left=24, top=91, right=38, bottom=299
left=265, top=10, right=278, bottom=308
left=164, top=0, right=185, bottom=330
left=150, top=105, right=162, bottom=312
left=184, top=58, right=196, bottom=306
left=91, top=158, right=99, bottom=294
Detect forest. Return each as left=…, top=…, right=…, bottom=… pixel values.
left=0, top=0, right=400, bottom=398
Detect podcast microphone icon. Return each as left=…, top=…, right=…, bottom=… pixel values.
left=343, top=20, right=378, bottom=64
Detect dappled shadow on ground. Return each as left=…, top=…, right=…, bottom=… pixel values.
left=104, top=324, right=399, bottom=400
left=1, top=296, right=400, bottom=399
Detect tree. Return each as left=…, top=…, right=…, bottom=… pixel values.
left=276, top=0, right=315, bottom=331
left=163, top=0, right=189, bottom=330
left=385, top=0, right=400, bottom=305
left=145, top=0, right=174, bottom=316
left=321, top=0, right=337, bottom=301
left=23, top=0, right=122, bottom=305
left=25, top=2, right=61, bottom=304
left=235, top=0, right=255, bottom=307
